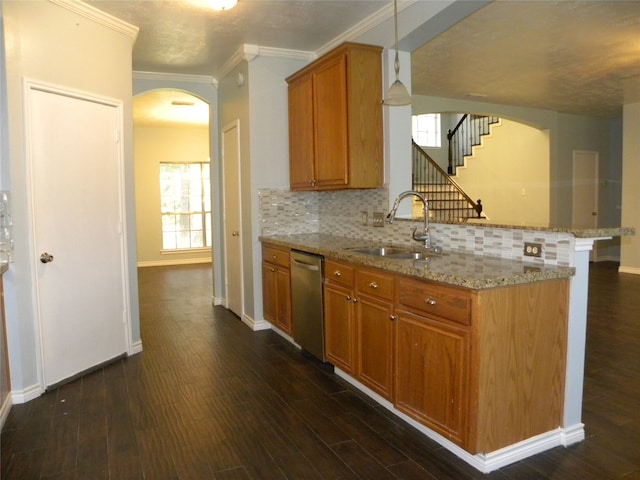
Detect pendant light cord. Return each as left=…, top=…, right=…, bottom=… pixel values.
left=393, top=0, right=400, bottom=81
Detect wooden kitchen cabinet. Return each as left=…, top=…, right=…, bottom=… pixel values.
left=286, top=42, right=383, bottom=191
left=355, top=267, right=395, bottom=400
left=261, top=244, right=292, bottom=335
left=323, top=260, right=394, bottom=400
left=395, top=275, right=569, bottom=453
left=395, top=312, right=469, bottom=444
left=323, top=260, right=356, bottom=374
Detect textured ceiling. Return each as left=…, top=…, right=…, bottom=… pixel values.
left=89, top=0, right=385, bottom=76
left=89, top=0, right=640, bottom=123
left=412, top=1, right=640, bottom=117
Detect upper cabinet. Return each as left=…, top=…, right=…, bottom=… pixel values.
left=286, top=42, right=383, bottom=191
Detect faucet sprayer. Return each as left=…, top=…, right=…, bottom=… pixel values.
left=386, top=190, right=431, bottom=248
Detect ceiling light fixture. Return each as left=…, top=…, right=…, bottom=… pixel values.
left=208, top=0, right=238, bottom=11
left=383, top=0, right=411, bottom=106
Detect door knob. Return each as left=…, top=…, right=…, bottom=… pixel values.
left=40, top=252, right=54, bottom=264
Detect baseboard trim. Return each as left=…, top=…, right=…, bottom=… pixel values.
left=619, top=265, right=640, bottom=275
left=593, top=254, right=619, bottom=263
left=241, top=314, right=271, bottom=331
left=11, top=383, right=42, bottom=405
left=334, top=369, right=584, bottom=473
left=129, top=340, right=143, bottom=355
left=212, top=296, right=224, bottom=306
left=0, top=392, right=13, bottom=429
left=137, top=258, right=212, bottom=267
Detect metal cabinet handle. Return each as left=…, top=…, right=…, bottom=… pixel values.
left=352, top=297, right=358, bottom=303
left=425, top=297, right=437, bottom=306
left=232, top=231, right=239, bottom=237
left=346, top=295, right=352, bottom=301
left=390, top=315, right=397, bottom=321
left=334, top=270, right=342, bottom=277
left=368, top=281, right=378, bottom=289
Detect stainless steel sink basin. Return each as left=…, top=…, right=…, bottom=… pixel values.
left=350, top=247, right=409, bottom=257
left=349, top=246, right=443, bottom=259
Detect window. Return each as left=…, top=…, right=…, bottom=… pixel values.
left=412, top=113, right=441, bottom=148
left=160, top=162, right=211, bottom=250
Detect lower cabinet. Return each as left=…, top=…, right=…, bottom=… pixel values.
left=324, top=260, right=394, bottom=400
left=324, top=282, right=356, bottom=374
left=323, top=256, right=569, bottom=455
left=261, top=244, right=292, bottom=335
left=395, top=309, right=470, bottom=446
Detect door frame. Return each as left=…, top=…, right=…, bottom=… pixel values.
left=23, top=78, right=133, bottom=392
left=572, top=149, right=599, bottom=261
left=220, top=120, right=244, bottom=318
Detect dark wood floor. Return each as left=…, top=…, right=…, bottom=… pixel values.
left=1, top=262, right=639, bottom=479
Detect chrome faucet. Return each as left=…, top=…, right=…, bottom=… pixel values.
left=386, top=190, right=431, bottom=248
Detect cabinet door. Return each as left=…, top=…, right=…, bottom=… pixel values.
left=275, top=267, right=292, bottom=334
left=288, top=74, right=315, bottom=190
left=323, top=283, right=356, bottom=374
left=262, top=262, right=277, bottom=323
left=356, top=294, right=394, bottom=400
left=395, top=310, right=469, bottom=446
left=313, top=55, right=349, bottom=188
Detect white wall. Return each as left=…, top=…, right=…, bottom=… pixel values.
left=1, top=1, right=138, bottom=397
left=620, top=102, right=640, bottom=274
left=454, top=119, right=551, bottom=226
left=217, top=54, right=308, bottom=324
left=134, top=125, right=212, bottom=266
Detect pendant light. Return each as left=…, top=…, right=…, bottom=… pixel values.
left=383, top=0, right=411, bottom=106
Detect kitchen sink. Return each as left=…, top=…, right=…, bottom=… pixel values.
left=349, top=246, right=443, bottom=259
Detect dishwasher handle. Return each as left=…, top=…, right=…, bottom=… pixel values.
left=291, top=257, right=320, bottom=272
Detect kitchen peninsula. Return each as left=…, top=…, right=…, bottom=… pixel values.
left=258, top=193, right=633, bottom=472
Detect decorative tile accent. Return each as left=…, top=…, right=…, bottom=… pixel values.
left=258, top=188, right=580, bottom=267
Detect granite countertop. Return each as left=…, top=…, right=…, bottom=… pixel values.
left=456, top=220, right=635, bottom=239
left=260, top=233, right=575, bottom=290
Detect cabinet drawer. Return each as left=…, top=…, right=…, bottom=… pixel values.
left=397, top=278, right=471, bottom=326
left=325, top=260, right=354, bottom=288
left=356, top=268, right=394, bottom=301
left=262, top=244, right=290, bottom=268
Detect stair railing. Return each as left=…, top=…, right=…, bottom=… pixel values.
left=447, top=114, right=499, bottom=174
left=412, top=140, right=483, bottom=221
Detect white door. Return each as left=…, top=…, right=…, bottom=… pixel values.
left=221, top=121, right=243, bottom=317
left=27, top=83, right=129, bottom=388
left=572, top=150, right=599, bottom=260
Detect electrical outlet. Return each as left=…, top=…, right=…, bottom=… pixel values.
left=524, top=242, right=542, bottom=257
left=372, top=212, right=385, bottom=227
left=361, top=211, right=368, bottom=226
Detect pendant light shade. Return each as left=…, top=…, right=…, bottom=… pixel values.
left=384, top=0, right=411, bottom=106
left=385, top=79, right=411, bottom=106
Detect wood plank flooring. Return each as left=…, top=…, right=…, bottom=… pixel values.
left=1, top=262, right=639, bottom=479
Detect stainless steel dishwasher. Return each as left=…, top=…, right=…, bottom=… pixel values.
left=290, top=250, right=325, bottom=361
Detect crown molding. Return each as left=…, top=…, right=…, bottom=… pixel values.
left=317, top=0, right=416, bottom=55
left=215, top=44, right=316, bottom=81
left=49, top=0, right=139, bottom=43
left=133, top=71, right=217, bottom=87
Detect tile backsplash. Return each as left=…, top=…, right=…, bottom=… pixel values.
left=258, top=188, right=572, bottom=266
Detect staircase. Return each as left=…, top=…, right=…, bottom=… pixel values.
left=412, top=140, right=483, bottom=222
left=447, top=114, right=500, bottom=175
